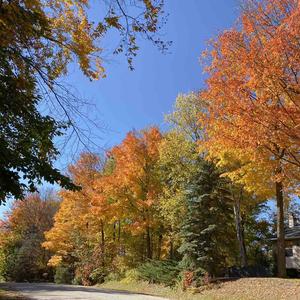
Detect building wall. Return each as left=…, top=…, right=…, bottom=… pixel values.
left=286, top=245, right=300, bottom=269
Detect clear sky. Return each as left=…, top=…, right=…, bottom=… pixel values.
left=1, top=0, right=240, bottom=217
left=63, top=0, right=239, bottom=151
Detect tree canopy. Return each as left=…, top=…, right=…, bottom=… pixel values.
left=0, top=0, right=169, bottom=202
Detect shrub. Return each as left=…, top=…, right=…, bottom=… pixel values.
left=120, top=269, right=140, bottom=284
left=72, top=275, right=82, bottom=285
left=89, top=267, right=107, bottom=284
left=105, top=272, right=123, bottom=282
left=137, top=260, right=181, bottom=286
left=54, top=266, right=73, bottom=284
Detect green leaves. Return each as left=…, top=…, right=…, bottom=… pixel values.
left=0, top=54, right=77, bottom=203
left=137, top=260, right=181, bottom=286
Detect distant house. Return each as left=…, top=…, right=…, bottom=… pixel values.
left=272, top=214, right=300, bottom=270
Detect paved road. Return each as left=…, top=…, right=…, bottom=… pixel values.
left=0, top=282, right=167, bottom=300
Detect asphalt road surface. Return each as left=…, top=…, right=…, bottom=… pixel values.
left=1, top=282, right=167, bottom=300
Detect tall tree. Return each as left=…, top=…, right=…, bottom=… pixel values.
left=157, top=131, right=197, bottom=259
left=101, top=128, right=163, bottom=260
left=179, top=159, right=236, bottom=278
left=201, top=0, right=300, bottom=277
left=165, top=93, right=253, bottom=268
left=0, top=63, right=76, bottom=203
left=43, top=154, right=102, bottom=267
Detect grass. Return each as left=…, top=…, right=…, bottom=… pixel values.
left=99, top=280, right=222, bottom=299
left=0, top=289, right=29, bottom=300
left=99, top=277, right=300, bottom=300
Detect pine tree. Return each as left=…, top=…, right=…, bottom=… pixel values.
left=179, top=159, right=236, bottom=277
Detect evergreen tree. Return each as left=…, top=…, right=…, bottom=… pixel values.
left=179, top=159, right=236, bottom=277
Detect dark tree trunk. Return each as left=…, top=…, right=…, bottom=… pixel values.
left=146, top=226, right=152, bottom=259
left=169, top=238, right=174, bottom=260
left=233, top=189, right=247, bottom=267
left=100, top=220, right=105, bottom=267
left=276, top=180, right=286, bottom=277
left=157, top=232, right=163, bottom=260
left=118, top=220, right=121, bottom=243
left=113, top=222, right=116, bottom=242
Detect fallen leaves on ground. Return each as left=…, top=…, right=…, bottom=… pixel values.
left=200, top=278, right=300, bottom=300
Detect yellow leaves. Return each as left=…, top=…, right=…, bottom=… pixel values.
left=47, top=255, right=63, bottom=267
left=1, top=0, right=105, bottom=80
left=165, top=93, right=206, bottom=141
left=157, top=131, right=197, bottom=234
left=43, top=153, right=105, bottom=265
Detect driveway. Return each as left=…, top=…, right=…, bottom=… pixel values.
left=0, top=282, right=167, bottom=300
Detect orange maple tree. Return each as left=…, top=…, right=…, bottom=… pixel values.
left=201, top=0, right=300, bottom=277
left=43, top=153, right=103, bottom=267
left=98, top=127, right=163, bottom=259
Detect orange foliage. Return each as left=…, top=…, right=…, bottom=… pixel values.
left=98, top=127, right=163, bottom=232
left=44, top=129, right=164, bottom=267
left=43, top=153, right=103, bottom=262
left=202, top=0, right=300, bottom=180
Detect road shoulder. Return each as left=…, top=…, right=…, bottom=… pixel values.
left=0, top=288, right=30, bottom=300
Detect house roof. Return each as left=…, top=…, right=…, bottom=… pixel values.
left=271, top=225, right=300, bottom=241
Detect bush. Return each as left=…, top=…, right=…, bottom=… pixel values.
left=72, top=275, right=82, bottom=285
left=89, top=267, right=107, bottom=284
left=120, top=269, right=140, bottom=284
left=137, top=260, right=181, bottom=286
left=105, top=272, right=123, bottom=282
left=54, top=266, right=73, bottom=284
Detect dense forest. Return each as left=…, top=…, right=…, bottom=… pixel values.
left=1, top=0, right=300, bottom=291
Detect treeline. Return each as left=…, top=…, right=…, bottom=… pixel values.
left=1, top=93, right=297, bottom=287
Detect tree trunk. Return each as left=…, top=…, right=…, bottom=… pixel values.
left=118, top=220, right=121, bottom=243
left=233, top=189, right=247, bottom=267
left=113, top=222, right=116, bottom=242
left=100, top=220, right=105, bottom=267
left=157, top=232, right=163, bottom=260
left=146, top=226, right=152, bottom=259
left=276, top=181, right=286, bottom=277
left=169, top=238, right=174, bottom=260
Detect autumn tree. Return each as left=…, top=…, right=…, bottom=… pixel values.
left=157, top=131, right=197, bottom=259
left=0, top=192, right=59, bottom=281
left=43, top=153, right=111, bottom=285
left=0, top=0, right=169, bottom=202
left=202, top=0, right=300, bottom=277
left=44, top=129, right=165, bottom=283
left=100, top=127, right=163, bottom=261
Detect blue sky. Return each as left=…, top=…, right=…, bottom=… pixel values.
left=1, top=0, right=240, bottom=217
left=64, top=0, right=239, bottom=150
